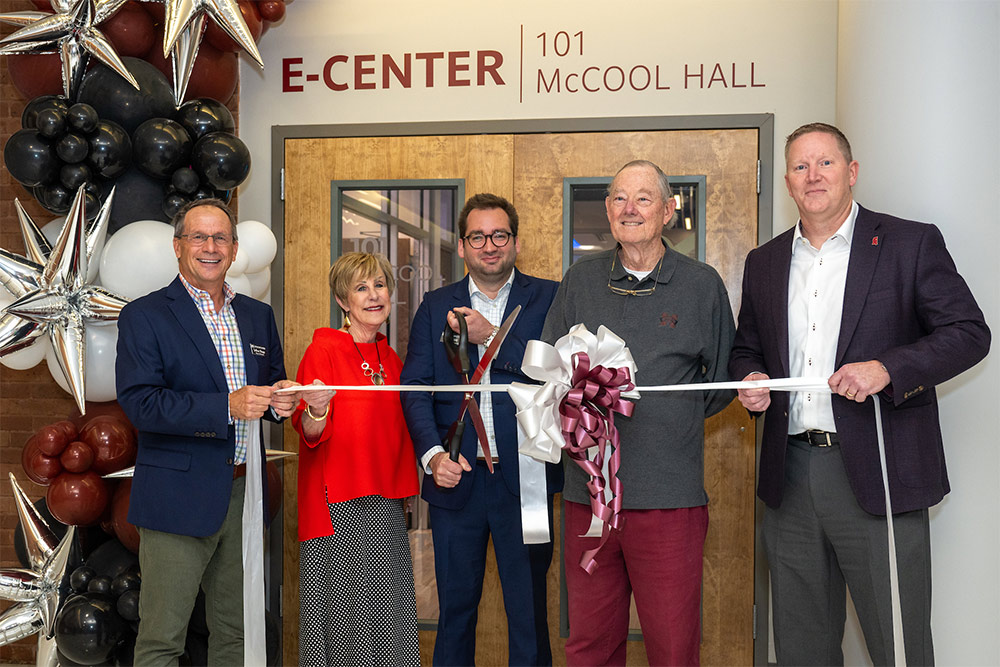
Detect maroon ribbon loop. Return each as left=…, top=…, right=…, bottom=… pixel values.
left=558, top=352, right=635, bottom=573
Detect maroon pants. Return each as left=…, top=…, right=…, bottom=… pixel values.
left=563, top=500, right=708, bottom=666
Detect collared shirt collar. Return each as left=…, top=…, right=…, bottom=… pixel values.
left=609, top=241, right=677, bottom=285
left=178, top=273, right=236, bottom=313
left=792, top=200, right=859, bottom=253
left=468, top=269, right=515, bottom=301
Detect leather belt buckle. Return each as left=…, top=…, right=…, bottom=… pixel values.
left=792, top=430, right=839, bottom=447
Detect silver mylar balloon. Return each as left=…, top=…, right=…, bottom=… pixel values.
left=0, top=475, right=76, bottom=646
left=0, top=187, right=127, bottom=414
left=0, top=0, right=138, bottom=99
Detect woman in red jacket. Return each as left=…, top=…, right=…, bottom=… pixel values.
left=292, top=252, right=419, bottom=667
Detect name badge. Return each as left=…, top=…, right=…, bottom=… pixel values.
left=250, top=344, right=267, bottom=357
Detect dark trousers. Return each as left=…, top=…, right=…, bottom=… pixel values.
left=764, top=438, right=934, bottom=666
left=429, top=460, right=554, bottom=666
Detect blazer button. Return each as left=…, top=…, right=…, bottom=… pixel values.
left=226, top=457, right=234, bottom=465
left=211, top=432, right=216, bottom=437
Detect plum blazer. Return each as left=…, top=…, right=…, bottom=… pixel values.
left=729, top=206, right=990, bottom=515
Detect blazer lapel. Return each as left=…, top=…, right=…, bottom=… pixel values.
left=165, top=278, right=229, bottom=393
left=836, top=206, right=882, bottom=365
left=770, top=231, right=794, bottom=377
left=232, top=295, right=260, bottom=386
left=450, top=276, right=478, bottom=370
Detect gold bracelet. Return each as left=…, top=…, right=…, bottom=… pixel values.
left=305, top=403, right=330, bottom=421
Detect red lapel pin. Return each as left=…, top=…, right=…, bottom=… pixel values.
left=872, top=236, right=879, bottom=246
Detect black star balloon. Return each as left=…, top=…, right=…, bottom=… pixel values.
left=0, top=187, right=126, bottom=414
left=0, top=0, right=139, bottom=100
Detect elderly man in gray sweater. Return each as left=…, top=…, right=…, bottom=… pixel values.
left=542, top=160, right=735, bottom=666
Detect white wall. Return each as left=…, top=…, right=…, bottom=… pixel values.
left=837, top=1, right=1000, bottom=665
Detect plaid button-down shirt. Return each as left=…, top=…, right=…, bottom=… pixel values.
left=468, top=271, right=514, bottom=460
left=179, top=274, right=250, bottom=464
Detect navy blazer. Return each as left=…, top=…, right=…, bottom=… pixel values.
left=116, top=276, right=286, bottom=537
left=730, top=206, right=990, bottom=515
left=400, top=269, right=563, bottom=510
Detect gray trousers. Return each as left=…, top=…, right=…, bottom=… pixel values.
left=134, top=477, right=246, bottom=666
left=763, top=438, right=934, bottom=666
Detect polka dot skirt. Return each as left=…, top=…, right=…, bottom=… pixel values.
left=299, top=495, right=420, bottom=667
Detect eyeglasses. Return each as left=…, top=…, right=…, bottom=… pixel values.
left=462, top=231, right=513, bottom=249
left=607, top=247, right=664, bottom=297
left=176, top=233, right=235, bottom=247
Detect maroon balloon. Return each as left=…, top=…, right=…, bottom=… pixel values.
left=30, top=0, right=52, bottom=9
left=70, top=401, right=136, bottom=438
left=6, top=53, right=64, bottom=100
left=101, top=1, right=156, bottom=58
left=258, top=0, right=286, bottom=23
left=61, top=441, right=96, bottom=473
left=22, top=436, right=63, bottom=485
left=35, top=423, right=73, bottom=456
left=47, top=471, right=110, bottom=526
left=54, top=419, right=80, bottom=442
left=110, top=479, right=140, bottom=553
left=79, top=415, right=137, bottom=475
left=185, top=44, right=239, bottom=104
left=205, top=0, right=262, bottom=52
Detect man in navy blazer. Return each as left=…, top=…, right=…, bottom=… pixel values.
left=116, top=199, right=297, bottom=665
left=401, top=193, right=561, bottom=666
left=730, top=123, right=990, bottom=665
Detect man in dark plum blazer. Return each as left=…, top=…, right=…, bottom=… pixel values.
left=729, top=123, right=990, bottom=666
left=116, top=200, right=297, bottom=665
left=401, top=193, right=561, bottom=666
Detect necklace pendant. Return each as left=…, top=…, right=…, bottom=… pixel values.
left=371, top=374, right=384, bottom=386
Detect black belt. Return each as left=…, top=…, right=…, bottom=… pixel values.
left=790, top=430, right=839, bottom=447
left=476, top=457, right=499, bottom=466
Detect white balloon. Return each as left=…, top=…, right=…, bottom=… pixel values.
left=237, top=220, right=277, bottom=273
left=230, top=244, right=250, bottom=275
left=100, top=220, right=178, bottom=300
left=41, top=217, right=66, bottom=245
left=45, top=321, right=119, bottom=403
left=245, top=268, right=271, bottom=299
left=0, top=292, right=50, bottom=370
left=227, top=272, right=253, bottom=297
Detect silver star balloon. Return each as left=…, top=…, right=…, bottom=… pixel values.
left=0, top=473, right=76, bottom=646
left=0, top=187, right=127, bottom=415
left=150, top=0, right=263, bottom=104
left=0, top=0, right=138, bottom=99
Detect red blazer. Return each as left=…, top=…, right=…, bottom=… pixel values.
left=729, top=206, right=990, bottom=515
left=292, top=328, right=419, bottom=541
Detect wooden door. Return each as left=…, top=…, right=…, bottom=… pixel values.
left=281, top=128, right=758, bottom=666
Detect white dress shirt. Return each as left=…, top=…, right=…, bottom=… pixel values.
left=787, top=201, right=858, bottom=434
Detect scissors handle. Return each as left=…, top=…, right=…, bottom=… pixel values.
left=443, top=311, right=471, bottom=375
left=446, top=420, right=465, bottom=462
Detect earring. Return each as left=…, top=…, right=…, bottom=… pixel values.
left=343, top=311, right=352, bottom=329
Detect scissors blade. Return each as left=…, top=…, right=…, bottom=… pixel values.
left=465, top=397, right=494, bottom=474
left=469, top=304, right=521, bottom=385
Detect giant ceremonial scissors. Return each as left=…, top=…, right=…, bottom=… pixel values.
left=441, top=304, right=521, bottom=474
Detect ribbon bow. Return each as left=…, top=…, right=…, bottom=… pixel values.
left=510, top=324, right=638, bottom=572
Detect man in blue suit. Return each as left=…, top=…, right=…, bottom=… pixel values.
left=730, top=123, right=990, bottom=665
left=116, top=199, right=297, bottom=665
left=401, top=193, right=562, bottom=666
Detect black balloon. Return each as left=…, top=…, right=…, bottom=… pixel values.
left=22, top=95, right=70, bottom=130
left=85, top=538, right=139, bottom=580
left=77, top=57, right=175, bottom=136
left=133, top=118, right=193, bottom=179
left=54, top=593, right=125, bottom=666
left=215, top=189, right=233, bottom=204
left=36, top=107, right=67, bottom=139
left=83, top=191, right=102, bottom=221
left=67, top=103, right=100, bottom=134
left=108, top=167, right=169, bottom=231
left=163, top=192, right=188, bottom=219
left=192, top=186, right=215, bottom=201
left=61, top=163, right=92, bottom=190
left=174, top=98, right=235, bottom=141
left=110, top=570, right=141, bottom=597
left=56, top=133, right=90, bottom=163
left=4, top=129, right=59, bottom=186
left=171, top=166, right=200, bottom=194
left=116, top=589, right=140, bottom=622
left=87, top=575, right=112, bottom=595
left=37, top=182, right=74, bottom=214
left=70, top=566, right=97, bottom=594
left=87, top=121, right=131, bottom=179
left=191, top=132, right=250, bottom=190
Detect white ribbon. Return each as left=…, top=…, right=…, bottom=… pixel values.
left=241, top=422, right=266, bottom=666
